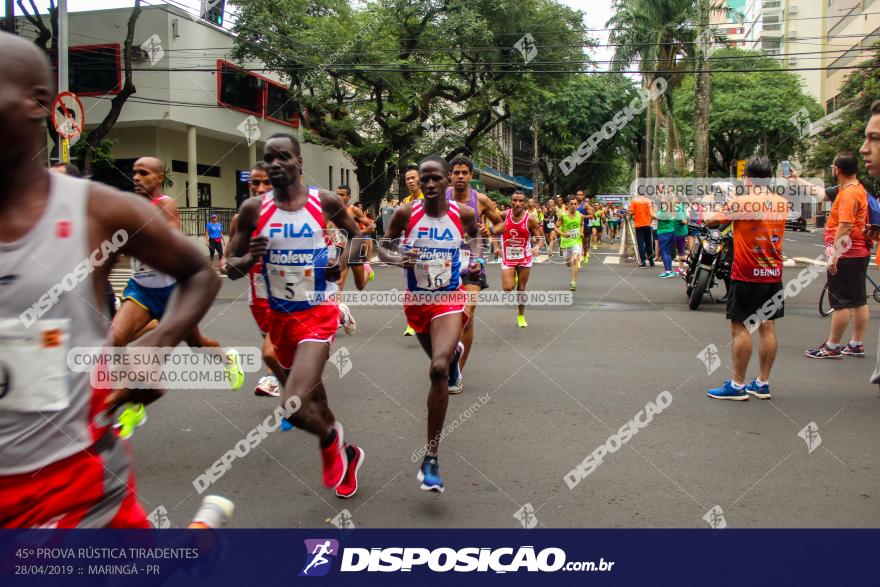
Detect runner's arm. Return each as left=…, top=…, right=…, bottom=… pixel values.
left=225, top=197, right=266, bottom=280
left=89, top=185, right=218, bottom=348
left=377, top=205, right=419, bottom=266
left=322, top=190, right=363, bottom=277
left=156, top=196, right=181, bottom=231
left=460, top=205, right=482, bottom=269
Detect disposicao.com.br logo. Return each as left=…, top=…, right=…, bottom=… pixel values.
left=300, top=541, right=614, bottom=575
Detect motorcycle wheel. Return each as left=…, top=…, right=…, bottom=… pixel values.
left=689, top=268, right=711, bottom=311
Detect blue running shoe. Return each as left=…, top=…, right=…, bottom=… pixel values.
left=745, top=379, right=771, bottom=400
left=707, top=380, right=748, bottom=401
left=417, top=456, right=445, bottom=493
left=448, top=342, right=464, bottom=393
left=280, top=418, right=295, bottom=432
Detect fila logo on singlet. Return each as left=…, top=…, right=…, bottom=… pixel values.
left=269, top=223, right=315, bottom=239
left=416, top=226, right=456, bottom=241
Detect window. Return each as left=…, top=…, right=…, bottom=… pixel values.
left=329, top=166, right=334, bottom=190
left=217, top=60, right=263, bottom=116
left=345, top=169, right=350, bottom=185
left=171, top=160, right=221, bottom=178
left=266, top=82, right=299, bottom=127
left=69, top=44, right=121, bottom=95
left=340, top=167, right=344, bottom=186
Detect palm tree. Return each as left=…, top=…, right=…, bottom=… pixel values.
left=609, top=0, right=726, bottom=177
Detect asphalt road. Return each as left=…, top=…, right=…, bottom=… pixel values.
left=130, top=230, right=880, bottom=529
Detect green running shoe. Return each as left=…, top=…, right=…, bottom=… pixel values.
left=116, top=403, right=147, bottom=440
left=516, top=314, right=528, bottom=328
left=225, top=348, right=244, bottom=390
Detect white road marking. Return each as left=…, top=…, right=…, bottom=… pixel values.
left=603, top=256, right=621, bottom=265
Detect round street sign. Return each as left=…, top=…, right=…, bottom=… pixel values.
left=52, top=91, right=85, bottom=140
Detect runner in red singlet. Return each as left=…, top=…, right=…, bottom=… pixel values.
left=225, top=162, right=283, bottom=396
left=226, top=133, right=366, bottom=499
left=492, top=191, right=544, bottom=328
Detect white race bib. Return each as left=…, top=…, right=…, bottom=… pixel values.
left=267, top=264, right=316, bottom=302
left=506, top=247, right=525, bottom=260
left=460, top=249, right=471, bottom=268
left=568, top=229, right=580, bottom=239
left=0, top=319, right=70, bottom=413
left=414, top=259, right=452, bottom=290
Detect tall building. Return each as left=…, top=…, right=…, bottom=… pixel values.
left=822, top=0, right=880, bottom=115
left=739, top=1, right=822, bottom=102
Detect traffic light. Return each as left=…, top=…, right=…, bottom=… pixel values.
left=201, top=0, right=225, bottom=27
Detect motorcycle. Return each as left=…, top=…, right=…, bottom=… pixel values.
left=684, top=223, right=733, bottom=310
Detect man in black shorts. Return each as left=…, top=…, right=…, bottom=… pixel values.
left=706, top=156, right=788, bottom=401
left=806, top=152, right=872, bottom=359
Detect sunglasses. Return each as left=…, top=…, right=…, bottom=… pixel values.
left=249, top=178, right=271, bottom=187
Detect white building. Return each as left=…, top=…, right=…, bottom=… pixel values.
left=20, top=4, right=359, bottom=222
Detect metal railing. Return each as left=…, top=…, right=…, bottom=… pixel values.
left=179, top=208, right=236, bottom=236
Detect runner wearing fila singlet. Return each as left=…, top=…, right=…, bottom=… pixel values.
left=445, top=154, right=502, bottom=393
left=110, top=157, right=244, bottom=439
left=379, top=156, right=480, bottom=493
left=225, top=162, right=282, bottom=397
left=0, top=36, right=223, bottom=527
left=226, top=133, right=365, bottom=499
left=492, top=191, right=544, bottom=328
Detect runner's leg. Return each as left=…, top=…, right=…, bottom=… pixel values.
left=109, top=300, right=154, bottom=347
left=416, top=312, right=462, bottom=457
left=459, top=284, right=480, bottom=371
left=516, top=266, right=531, bottom=318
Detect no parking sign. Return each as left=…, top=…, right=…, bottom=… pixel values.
left=51, top=91, right=85, bottom=141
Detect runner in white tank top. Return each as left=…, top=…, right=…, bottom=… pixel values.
left=109, top=157, right=245, bottom=440
left=225, top=134, right=366, bottom=499
left=0, top=37, right=219, bottom=526
left=491, top=191, right=544, bottom=328
left=378, top=156, right=480, bottom=494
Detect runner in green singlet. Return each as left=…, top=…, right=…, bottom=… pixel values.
left=555, top=196, right=585, bottom=291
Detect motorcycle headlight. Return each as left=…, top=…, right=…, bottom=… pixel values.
left=709, top=230, right=721, bottom=240
left=704, top=242, right=719, bottom=254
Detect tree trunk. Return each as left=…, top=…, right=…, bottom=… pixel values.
left=643, top=78, right=652, bottom=178
left=664, top=112, right=674, bottom=176
left=79, top=0, right=142, bottom=175
left=651, top=102, right=661, bottom=177
left=693, top=0, right=712, bottom=177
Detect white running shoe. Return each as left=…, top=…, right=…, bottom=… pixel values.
left=338, top=303, right=357, bottom=335
left=254, top=374, right=280, bottom=397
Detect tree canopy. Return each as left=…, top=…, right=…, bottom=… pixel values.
left=673, top=48, right=822, bottom=176
left=231, top=0, right=590, bottom=206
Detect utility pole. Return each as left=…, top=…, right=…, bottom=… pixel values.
left=4, top=0, right=14, bottom=33
left=56, top=0, right=68, bottom=163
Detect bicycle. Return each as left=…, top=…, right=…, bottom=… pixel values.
left=819, top=272, right=880, bottom=316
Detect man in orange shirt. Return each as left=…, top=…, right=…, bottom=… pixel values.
left=630, top=192, right=655, bottom=267
left=806, top=152, right=872, bottom=359
left=706, top=156, right=788, bottom=400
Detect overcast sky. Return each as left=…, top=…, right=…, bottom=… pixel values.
left=1, top=0, right=617, bottom=70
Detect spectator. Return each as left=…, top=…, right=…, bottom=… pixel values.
left=806, top=152, right=872, bottom=359
left=655, top=190, right=677, bottom=278
left=707, top=155, right=787, bottom=400
left=205, top=213, right=224, bottom=271
left=630, top=190, right=655, bottom=268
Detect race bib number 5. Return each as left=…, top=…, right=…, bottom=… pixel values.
left=0, top=318, right=70, bottom=412
left=267, top=265, right=316, bottom=302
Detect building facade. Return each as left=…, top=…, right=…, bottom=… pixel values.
left=20, top=4, right=359, bottom=213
